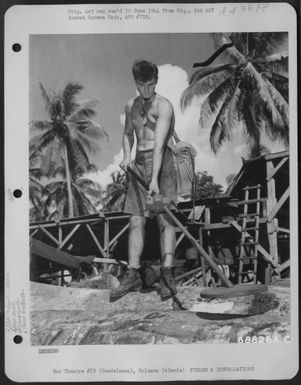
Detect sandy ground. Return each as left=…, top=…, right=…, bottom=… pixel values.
left=30, top=278, right=290, bottom=345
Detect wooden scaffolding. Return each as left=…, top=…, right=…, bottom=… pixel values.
left=30, top=151, right=290, bottom=286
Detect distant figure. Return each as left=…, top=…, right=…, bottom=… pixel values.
left=110, top=60, right=177, bottom=302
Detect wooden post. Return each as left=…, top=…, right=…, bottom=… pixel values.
left=199, top=227, right=207, bottom=287
left=266, top=159, right=279, bottom=282
left=103, top=220, right=109, bottom=272
left=205, top=207, right=215, bottom=287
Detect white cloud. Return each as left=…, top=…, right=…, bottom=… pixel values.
left=120, top=113, right=125, bottom=126
left=85, top=149, right=124, bottom=188
left=233, top=143, right=248, bottom=155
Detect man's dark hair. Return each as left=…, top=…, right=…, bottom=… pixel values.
left=132, top=60, right=158, bottom=82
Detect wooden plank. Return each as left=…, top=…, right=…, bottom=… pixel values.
left=230, top=220, right=278, bottom=268
left=93, top=257, right=118, bottom=264
left=164, top=206, right=233, bottom=287
left=86, top=224, right=107, bottom=258
left=30, top=229, right=39, bottom=238
left=59, top=224, right=81, bottom=249
left=267, top=187, right=290, bottom=222
left=104, top=220, right=110, bottom=258
left=175, top=266, right=203, bottom=282
left=274, top=259, right=290, bottom=274
left=200, top=284, right=268, bottom=299
left=199, top=227, right=207, bottom=287
left=264, top=150, right=289, bottom=160
left=278, top=227, right=290, bottom=234
left=266, top=157, right=288, bottom=181
left=30, top=216, right=105, bottom=229
left=105, top=223, right=129, bottom=250
left=39, top=226, right=59, bottom=245
left=176, top=233, right=185, bottom=247
left=266, top=160, right=279, bottom=270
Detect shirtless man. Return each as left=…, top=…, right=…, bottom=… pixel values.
left=110, top=60, right=177, bottom=302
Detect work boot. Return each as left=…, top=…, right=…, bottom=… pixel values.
left=160, top=267, right=177, bottom=301
left=109, top=268, right=142, bottom=302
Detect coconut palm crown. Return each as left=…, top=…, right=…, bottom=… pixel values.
left=180, top=33, right=289, bottom=156
left=30, top=83, right=108, bottom=217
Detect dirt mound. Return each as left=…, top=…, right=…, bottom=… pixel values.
left=30, top=281, right=290, bottom=345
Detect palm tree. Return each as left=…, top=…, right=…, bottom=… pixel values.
left=104, top=170, right=128, bottom=212
left=30, top=83, right=108, bottom=217
left=42, top=176, right=104, bottom=219
left=181, top=33, right=288, bottom=157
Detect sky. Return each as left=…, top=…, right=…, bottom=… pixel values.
left=29, top=33, right=286, bottom=190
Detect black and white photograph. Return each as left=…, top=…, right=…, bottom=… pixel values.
left=4, top=2, right=299, bottom=382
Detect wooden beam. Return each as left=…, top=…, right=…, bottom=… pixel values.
left=59, top=224, right=81, bottom=249
left=30, top=216, right=105, bottom=229
left=267, top=187, right=290, bottom=222
left=230, top=220, right=278, bottom=268
left=93, top=257, right=118, bottom=264
left=39, top=226, right=59, bottom=245
left=199, top=227, right=207, bottom=287
left=30, top=229, right=39, bottom=238
left=86, top=224, right=106, bottom=258
left=104, top=220, right=110, bottom=261
left=164, top=206, right=233, bottom=287
left=105, top=223, right=129, bottom=250
left=266, top=160, right=279, bottom=269
left=266, top=157, right=288, bottom=181
left=278, top=227, right=290, bottom=234
left=176, top=233, right=185, bottom=247
left=274, top=259, right=290, bottom=274
left=264, top=150, right=289, bottom=160
left=175, top=266, right=203, bottom=281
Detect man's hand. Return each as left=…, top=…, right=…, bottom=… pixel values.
left=148, top=179, right=160, bottom=197
left=119, top=157, right=131, bottom=171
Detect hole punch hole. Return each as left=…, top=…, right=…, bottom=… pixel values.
left=13, top=189, right=22, bottom=198
left=12, top=43, right=22, bottom=52
left=14, top=335, right=23, bottom=344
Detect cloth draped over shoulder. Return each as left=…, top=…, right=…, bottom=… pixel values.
left=167, top=131, right=197, bottom=201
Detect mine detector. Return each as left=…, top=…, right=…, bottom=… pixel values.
left=30, top=151, right=290, bottom=295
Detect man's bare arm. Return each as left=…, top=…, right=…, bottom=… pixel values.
left=120, top=101, right=134, bottom=170
left=149, top=99, right=174, bottom=195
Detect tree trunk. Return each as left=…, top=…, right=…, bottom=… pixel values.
left=64, top=145, right=74, bottom=218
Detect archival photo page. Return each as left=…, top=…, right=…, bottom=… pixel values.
left=4, top=2, right=299, bottom=382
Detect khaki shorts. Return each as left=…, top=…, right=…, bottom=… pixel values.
left=124, top=147, right=177, bottom=217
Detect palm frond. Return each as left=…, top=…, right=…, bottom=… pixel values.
left=261, top=70, right=288, bottom=102
left=226, top=81, right=244, bottom=129
left=44, top=181, right=66, bottom=194
left=62, top=83, right=83, bottom=116
left=261, top=78, right=289, bottom=143
left=68, top=99, right=100, bottom=121
left=253, top=33, right=287, bottom=58
left=72, top=184, right=97, bottom=215
left=87, top=163, right=98, bottom=173
left=241, top=63, right=285, bottom=134
left=180, top=65, right=235, bottom=110
left=264, top=51, right=288, bottom=78
left=209, top=94, right=233, bottom=153
left=29, top=168, right=43, bottom=180
left=70, top=126, right=105, bottom=156
left=199, top=76, right=237, bottom=127
left=29, top=120, right=53, bottom=134
left=265, top=50, right=288, bottom=63
left=39, top=83, right=52, bottom=113
left=76, top=177, right=103, bottom=191
left=39, top=138, right=65, bottom=177
left=30, top=129, right=57, bottom=153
